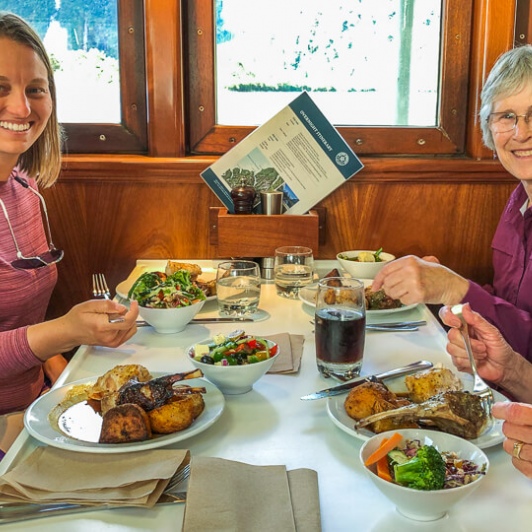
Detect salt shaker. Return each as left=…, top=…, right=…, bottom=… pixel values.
left=231, top=177, right=256, bottom=214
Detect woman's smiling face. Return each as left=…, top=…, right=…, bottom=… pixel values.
left=0, top=37, right=52, bottom=170
left=491, top=82, right=532, bottom=183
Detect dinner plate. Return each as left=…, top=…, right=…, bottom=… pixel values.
left=116, top=265, right=217, bottom=302
left=24, top=375, right=225, bottom=453
left=326, top=377, right=508, bottom=449
left=298, top=282, right=418, bottom=316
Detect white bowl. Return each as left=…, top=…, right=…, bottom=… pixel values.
left=187, top=338, right=279, bottom=395
left=359, top=428, right=489, bottom=522
left=138, top=300, right=205, bottom=334
left=336, top=250, right=395, bottom=279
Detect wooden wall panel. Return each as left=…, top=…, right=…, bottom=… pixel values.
left=43, top=158, right=517, bottom=320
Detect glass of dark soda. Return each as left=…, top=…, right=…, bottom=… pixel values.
left=315, top=277, right=366, bottom=380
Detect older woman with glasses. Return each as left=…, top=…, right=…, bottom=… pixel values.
left=0, top=12, right=138, bottom=417
left=373, top=44, right=532, bottom=365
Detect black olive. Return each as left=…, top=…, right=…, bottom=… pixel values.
left=200, top=355, right=215, bottom=364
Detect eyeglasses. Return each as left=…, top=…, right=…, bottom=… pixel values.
left=0, top=175, right=64, bottom=269
left=487, top=109, right=532, bottom=133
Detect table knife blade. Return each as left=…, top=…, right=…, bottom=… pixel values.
left=300, top=360, right=433, bottom=400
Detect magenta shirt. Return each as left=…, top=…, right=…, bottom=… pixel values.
left=465, top=183, right=532, bottom=362
left=0, top=170, right=57, bottom=414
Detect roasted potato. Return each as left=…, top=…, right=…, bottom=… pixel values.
left=165, top=261, right=202, bottom=280
left=405, top=367, right=463, bottom=403
left=147, top=396, right=198, bottom=434
left=344, top=381, right=415, bottom=433
left=99, top=403, right=152, bottom=443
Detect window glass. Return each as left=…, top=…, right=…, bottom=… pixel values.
left=215, top=0, right=442, bottom=127
left=3, top=0, right=120, bottom=124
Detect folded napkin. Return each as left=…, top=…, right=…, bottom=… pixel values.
left=0, top=447, right=189, bottom=508
left=182, top=457, right=321, bottom=532
left=264, top=333, right=305, bottom=374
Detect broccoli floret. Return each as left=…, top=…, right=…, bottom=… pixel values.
left=393, top=445, right=446, bottom=491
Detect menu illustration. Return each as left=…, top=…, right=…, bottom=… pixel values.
left=200, top=92, right=364, bottom=215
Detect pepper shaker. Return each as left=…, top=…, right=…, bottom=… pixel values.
left=231, top=177, right=256, bottom=214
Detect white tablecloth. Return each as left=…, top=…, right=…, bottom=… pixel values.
left=2, top=260, right=531, bottom=531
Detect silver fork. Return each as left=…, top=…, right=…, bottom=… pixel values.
left=451, top=304, right=494, bottom=419
left=0, top=463, right=190, bottom=524
left=92, top=273, right=125, bottom=323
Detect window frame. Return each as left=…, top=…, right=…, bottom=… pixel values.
left=183, top=0, right=473, bottom=156
left=60, top=0, right=147, bottom=154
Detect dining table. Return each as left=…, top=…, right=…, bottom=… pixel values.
left=1, top=259, right=531, bottom=532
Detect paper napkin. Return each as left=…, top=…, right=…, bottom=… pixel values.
left=264, top=333, right=305, bottom=374
left=182, top=457, right=321, bottom=532
left=0, top=447, right=190, bottom=508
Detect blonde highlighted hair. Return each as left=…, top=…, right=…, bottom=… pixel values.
left=0, top=11, right=63, bottom=187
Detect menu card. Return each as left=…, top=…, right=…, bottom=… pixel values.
left=201, top=92, right=363, bottom=215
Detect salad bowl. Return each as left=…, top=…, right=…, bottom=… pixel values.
left=337, top=249, right=395, bottom=279
left=187, top=333, right=279, bottom=394
left=359, top=428, right=489, bottom=521
left=128, top=270, right=207, bottom=333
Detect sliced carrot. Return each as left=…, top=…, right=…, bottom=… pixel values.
left=364, top=432, right=403, bottom=466
left=376, top=455, right=393, bottom=482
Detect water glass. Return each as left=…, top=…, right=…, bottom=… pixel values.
left=315, top=277, right=366, bottom=380
left=273, top=246, right=314, bottom=299
left=216, top=260, right=261, bottom=317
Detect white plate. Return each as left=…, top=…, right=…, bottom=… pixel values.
left=298, top=282, right=418, bottom=316
left=326, top=379, right=507, bottom=449
left=24, top=375, right=225, bottom=453
left=116, top=265, right=217, bottom=302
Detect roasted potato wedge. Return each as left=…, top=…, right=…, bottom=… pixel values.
left=148, top=396, right=197, bottom=434
left=99, top=403, right=152, bottom=443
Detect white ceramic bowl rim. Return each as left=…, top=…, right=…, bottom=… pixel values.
left=359, top=429, right=489, bottom=521
left=337, top=249, right=395, bottom=261
left=187, top=338, right=278, bottom=367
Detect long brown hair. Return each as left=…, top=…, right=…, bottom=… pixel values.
left=0, top=12, right=63, bottom=187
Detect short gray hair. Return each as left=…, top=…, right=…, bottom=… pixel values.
left=480, top=45, right=532, bottom=150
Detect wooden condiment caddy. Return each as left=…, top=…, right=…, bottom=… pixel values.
left=209, top=207, right=326, bottom=258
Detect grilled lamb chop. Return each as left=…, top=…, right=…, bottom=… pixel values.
left=116, top=369, right=204, bottom=411
left=355, top=390, right=490, bottom=439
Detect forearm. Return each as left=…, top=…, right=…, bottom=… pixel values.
left=499, top=353, right=532, bottom=404
left=464, top=282, right=532, bottom=363
left=26, top=317, right=79, bottom=361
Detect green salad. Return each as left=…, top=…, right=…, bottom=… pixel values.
left=128, top=270, right=206, bottom=308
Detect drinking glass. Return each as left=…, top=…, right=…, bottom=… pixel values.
left=315, top=277, right=366, bottom=380
left=273, top=246, right=314, bottom=299
left=216, top=260, right=261, bottom=317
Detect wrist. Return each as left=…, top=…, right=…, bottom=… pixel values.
left=441, top=275, right=469, bottom=306
left=499, top=353, right=532, bottom=403
left=27, top=318, right=79, bottom=361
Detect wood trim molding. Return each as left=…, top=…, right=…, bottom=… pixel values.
left=466, top=0, right=517, bottom=159
left=58, top=154, right=514, bottom=184
left=144, top=0, right=185, bottom=156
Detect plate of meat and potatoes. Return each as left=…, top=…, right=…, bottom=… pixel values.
left=24, top=365, right=225, bottom=453
left=327, top=366, right=508, bottom=449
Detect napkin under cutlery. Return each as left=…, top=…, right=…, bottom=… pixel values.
left=182, top=457, right=321, bottom=532
left=263, top=333, right=305, bottom=374
left=0, top=447, right=190, bottom=508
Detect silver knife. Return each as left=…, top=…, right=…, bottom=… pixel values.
left=300, top=360, right=433, bottom=400
left=136, top=317, right=254, bottom=327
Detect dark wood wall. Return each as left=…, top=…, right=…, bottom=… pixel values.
left=43, top=155, right=516, bottom=319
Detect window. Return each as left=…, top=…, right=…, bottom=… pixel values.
left=186, top=0, right=473, bottom=156
left=4, top=0, right=146, bottom=154
left=215, top=0, right=442, bottom=128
